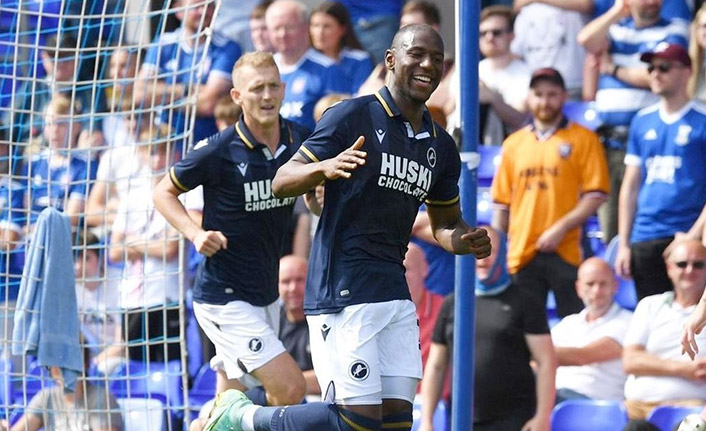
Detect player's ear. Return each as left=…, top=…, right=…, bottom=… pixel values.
left=384, top=49, right=395, bottom=72
left=230, top=87, right=242, bottom=106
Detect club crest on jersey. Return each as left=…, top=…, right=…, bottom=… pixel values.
left=427, top=147, right=437, bottom=168
left=558, top=143, right=572, bottom=159
left=349, top=360, right=369, bottom=381
left=292, top=77, right=307, bottom=94
left=248, top=337, right=263, bottom=353
left=675, top=125, right=692, bottom=146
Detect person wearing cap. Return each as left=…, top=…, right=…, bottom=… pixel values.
left=491, top=67, right=610, bottom=318
left=577, top=0, right=689, bottom=244
left=615, top=42, right=706, bottom=301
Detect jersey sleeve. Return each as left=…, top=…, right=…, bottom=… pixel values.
left=625, top=116, right=643, bottom=167
left=170, top=135, right=223, bottom=192
left=209, top=40, right=242, bottom=82
left=425, top=134, right=460, bottom=207
left=297, top=101, right=352, bottom=163
left=578, top=130, right=610, bottom=195
left=491, top=142, right=514, bottom=207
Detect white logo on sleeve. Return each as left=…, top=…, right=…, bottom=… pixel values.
left=375, top=128, right=386, bottom=144
left=194, top=139, right=209, bottom=150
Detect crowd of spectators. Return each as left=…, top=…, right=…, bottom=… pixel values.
left=3, top=0, right=706, bottom=430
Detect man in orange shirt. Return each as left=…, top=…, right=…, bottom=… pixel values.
left=491, top=67, right=610, bottom=318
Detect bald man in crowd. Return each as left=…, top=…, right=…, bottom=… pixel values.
left=551, top=257, right=633, bottom=404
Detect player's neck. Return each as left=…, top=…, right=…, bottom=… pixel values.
left=660, top=93, right=690, bottom=115
left=486, top=52, right=513, bottom=69
left=389, top=89, right=426, bottom=133
left=532, top=115, right=563, bottom=134
left=246, top=118, right=281, bottom=153
left=286, top=308, right=305, bottom=323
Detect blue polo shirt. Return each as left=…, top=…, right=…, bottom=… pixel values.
left=24, top=150, right=91, bottom=225
left=625, top=101, right=706, bottom=243
left=143, top=30, right=242, bottom=143
left=298, top=86, right=461, bottom=314
left=169, top=116, right=310, bottom=306
left=277, top=49, right=347, bottom=129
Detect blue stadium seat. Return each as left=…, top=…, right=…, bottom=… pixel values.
left=109, top=360, right=184, bottom=407
left=551, top=399, right=628, bottom=431
left=411, top=395, right=448, bottom=431
left=15, top=361, right=54, bottom=405
left=477, top=146, right=502, bottom=188
left=603, top=235, right=638, bottom=310
left=563, top=101, right=602, bottom=131
left=647, top=405, right=704, bottom=431
left=584, top=215, right=605, bottom=257
left=188, top=363, right=215, bottom=419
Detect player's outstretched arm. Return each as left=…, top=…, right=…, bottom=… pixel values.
left=272, top=136, right=366, bottom=198
left=683, top=296, right=706, bottom=360
left=153, top=175, right=227, bottom=257
left=427, top=203, right=491, bottom=258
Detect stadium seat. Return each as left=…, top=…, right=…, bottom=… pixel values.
left=584, top=215, right=605, bottom=257
left=411, top=395, right=448, bottom=431
left=603, top=235, right=638, bottom=310
left=647, top=405, right=704, bottom=431
left=551, top=399, right=628, bottom=431
left=563, top=101, right=602, bottom=131
left=117, top=397, right=165, bottom=431
left=109, top=360, right=184, bottom=407
left=477, top=145, right=502, bottom=188
left=188, top=363, right=215, bottom=418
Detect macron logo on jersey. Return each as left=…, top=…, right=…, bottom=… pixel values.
left=243, top=179, right=296, bottom=212
left=375, top=128, right=386, bottom=144
left=378, top=152, right=432, bottom=201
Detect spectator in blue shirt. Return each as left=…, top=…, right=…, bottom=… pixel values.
left=134, top=0, right=242, bottom=144
left=309, top=2, right=374, bottom=95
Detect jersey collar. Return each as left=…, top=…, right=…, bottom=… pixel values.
left=374, top=86, right=437, bottom=138
left=235, top=115, right=293, bottom=151
left=529, top=116, right=569, bottom=141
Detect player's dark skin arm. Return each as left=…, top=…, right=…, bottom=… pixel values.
left=272, top=137, right=367, bottom=198
left=427, top=203, right=492, bottom=258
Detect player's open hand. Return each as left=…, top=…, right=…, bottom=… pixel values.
left=193, top=230, right=227, bottom=257
left=461, top=228, right=492, bottom=259
left=322, top=136, right=366, bottom=180
left=682, top=299, right=706, bottom=360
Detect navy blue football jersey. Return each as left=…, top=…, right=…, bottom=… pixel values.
left=298, top=87, right=461, bottom=314
left=170, top=117, right=310, bottom=306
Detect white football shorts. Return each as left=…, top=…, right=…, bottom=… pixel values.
left=307, top=299, right=422, bottom=405
left=193, top=299, right=285, bottom=382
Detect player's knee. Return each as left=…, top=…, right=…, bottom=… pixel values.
left=269, top=374, right=306, bottom=405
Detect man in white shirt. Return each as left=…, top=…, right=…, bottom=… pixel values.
left=552, top=257, right=633, bottom=403
left=623, top=239, right=706, bottom=421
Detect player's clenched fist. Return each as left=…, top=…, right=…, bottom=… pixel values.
left=461, top=228, right=492, bottom=258
left=322, top=136, right=366, bottom=180
left=193, top=230, right=228, bottom=257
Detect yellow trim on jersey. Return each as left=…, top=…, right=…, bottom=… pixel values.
left=299, top=145, right=320, bottom=163
left=169, top=167, right=190, bottom=193
left=381, top=422, right=414, bottom=429
left=235, top=122, right=256, bottom=149
left=431, top=119, right=437, bottom=137
left=375, top=91, right=394, bottom=117
left=338, top=413, right=376, bottom=431
left=425, top=195, right=460, bottom=207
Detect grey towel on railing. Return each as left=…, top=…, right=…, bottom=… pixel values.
left=12, top=208, right=82, bottom=391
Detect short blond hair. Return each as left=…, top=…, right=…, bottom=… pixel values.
left=232, top=51, right=279, bottom=87
left=214, top=95, right=241, bottom=125
left=46, top=95, right=80, bottom=117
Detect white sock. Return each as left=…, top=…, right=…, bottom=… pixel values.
left=241, top=405, right=260, bottom=431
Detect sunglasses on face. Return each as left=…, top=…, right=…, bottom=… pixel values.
left=674, top=260, right=706, bottom=270
left=647, top=63, right=681, bottom=74
left=479, top=29, right=507, bottom=38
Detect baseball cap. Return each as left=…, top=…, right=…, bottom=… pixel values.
left=640, top=42, right=691, bottom=67
left=529, top=67, right=565, bottom=89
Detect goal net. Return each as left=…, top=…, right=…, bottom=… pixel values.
left=0, top=0, right=218, bottom=429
